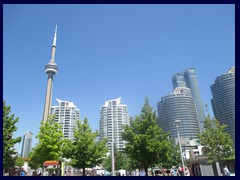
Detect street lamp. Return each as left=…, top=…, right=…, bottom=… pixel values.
left=111, top=142, right=115, bottom=176
left=175, top=120, right=185, bottom=176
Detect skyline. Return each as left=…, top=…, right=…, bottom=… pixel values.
left=3, top=4, right=235, bottom=153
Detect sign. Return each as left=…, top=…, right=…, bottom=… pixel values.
left=182, top=146, right=198, bottom=150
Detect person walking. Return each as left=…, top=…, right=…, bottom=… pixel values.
left=185, top=167, right=190, bottom=176
left=223, top=165, right=230, bottom=176
left=178, top=165, right=184, bottom=176
left=170, top=166, right=178, bottom=176
left=20, top=170, right=25, bottom=176
left=43, top=169, right=49, bottom=176
left=3, top=170, right=9, bottom=176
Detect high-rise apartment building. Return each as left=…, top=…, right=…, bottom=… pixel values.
left=99, top=97, right=130, bottom=151
left=21, top=131, right=33, bottom=158
left=210, top=67, right=235, bottom=146
left=157, top=87, right=200, bottom=142
left=172, top=68, right=205, bottom=131
left=51, top=98, right=80, bottom=140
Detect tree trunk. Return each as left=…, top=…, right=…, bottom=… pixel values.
left=145, top=168, right=148, bottom=176
left=82, top=167, right=86, bottom=176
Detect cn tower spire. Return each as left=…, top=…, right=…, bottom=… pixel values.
left=53, top=24, right=57, bottom=46
left=50, top=24, right=57, bottom=63
left=42, top=25, right=59, bottom=124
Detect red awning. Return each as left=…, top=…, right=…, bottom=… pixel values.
left=43, top=161, right=60, bottom=166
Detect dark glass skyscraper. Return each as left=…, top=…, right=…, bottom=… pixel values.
left=21, top=131, right=33, bottom=158
left=172, top=68, right=205, bottom=131
left=211, top=67, right=235, bottom=146
left=157, top=87, right=200, bottom=140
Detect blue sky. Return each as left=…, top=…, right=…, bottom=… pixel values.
left=3, top=4, right=235, bottom=154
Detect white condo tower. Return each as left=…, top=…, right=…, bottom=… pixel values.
left=51, top=98, right=80, bottom=140
left=99, top=97, right=130, bottom=151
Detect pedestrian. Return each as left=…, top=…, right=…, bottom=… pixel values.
left=178, top=164, right=184, bottom=176
left=178, top=165, right=184, bottom=176
left=223, top=165, right=230, bottom=176
left=20, top=170, right=25, bottom=176
left=3, top=170, right=9, bottom=176
left=42, top=169, right=49, bottom=176
left=170, top=166, right=178, bottom=176
left=32, top=170, right=37, bottom=176
left=185, top=167, right=190, bottom=176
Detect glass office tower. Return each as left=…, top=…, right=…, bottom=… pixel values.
left=21, top=131, right=33, bottom=158
left=172, top=68, right=205, bottom=131
left=157, top=87, right=200, bottom=140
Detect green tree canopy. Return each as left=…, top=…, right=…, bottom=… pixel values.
left=62, top=118, right=108, bottom=176
left=197, top=114, right=235, bottom=163
left=102, top=149, right=131, bottom=173
left=28, top=145, right=44, bottom=170
left=3, top=101, right=22, bottom=174
left=122, top=97, right=174, bottom=176
left=29, top=115, right=64, bottom=168
left=15, top=157, right=25, bottom=167
left=157, top=139, right=181, bottom=176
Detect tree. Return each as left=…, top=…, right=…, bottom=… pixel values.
left=3, top=101, right=22, bottom=175
left=29, top=115, right=64, bottom=168
left=122, top=97, right=171, bottom=176
left=28, top=145, right=44, bottom=170
left=102, top=149, right=130, bottom=173
left=157, top=139, right=181, bottom=176
left=197, top=113, right=235, bottom=164
left=62, top=118, right=108, bottom=176
left=15, top=157, right=25, bottom=168
left=15, top=157, right=25, bottom=175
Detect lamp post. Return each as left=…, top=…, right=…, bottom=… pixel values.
left=111, top=142, right=115, bottom=176
left=175, top=120, right=185, bottom=176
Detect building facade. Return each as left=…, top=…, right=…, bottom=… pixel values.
left=172, top=68, right=205, bottom=131
left=210, top=67, right=235, bottom=146
left=21, top=131, right=33, bottom=158
left=99, top=97, right=130, bottom=151
left=157, top=87, right=201, bottom=141
left=51, top=98, right=80, bottom=140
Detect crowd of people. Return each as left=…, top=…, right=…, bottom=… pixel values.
left=3, top=164, right=232, bottom=176
left=19, top=170, right=42, bottom=176
left=165, top=164, right=190, bottom=176
left=16, top=169, right=59, bottom=176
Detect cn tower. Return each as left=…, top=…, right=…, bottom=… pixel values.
left=42, top=25, right=58, bottom=124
